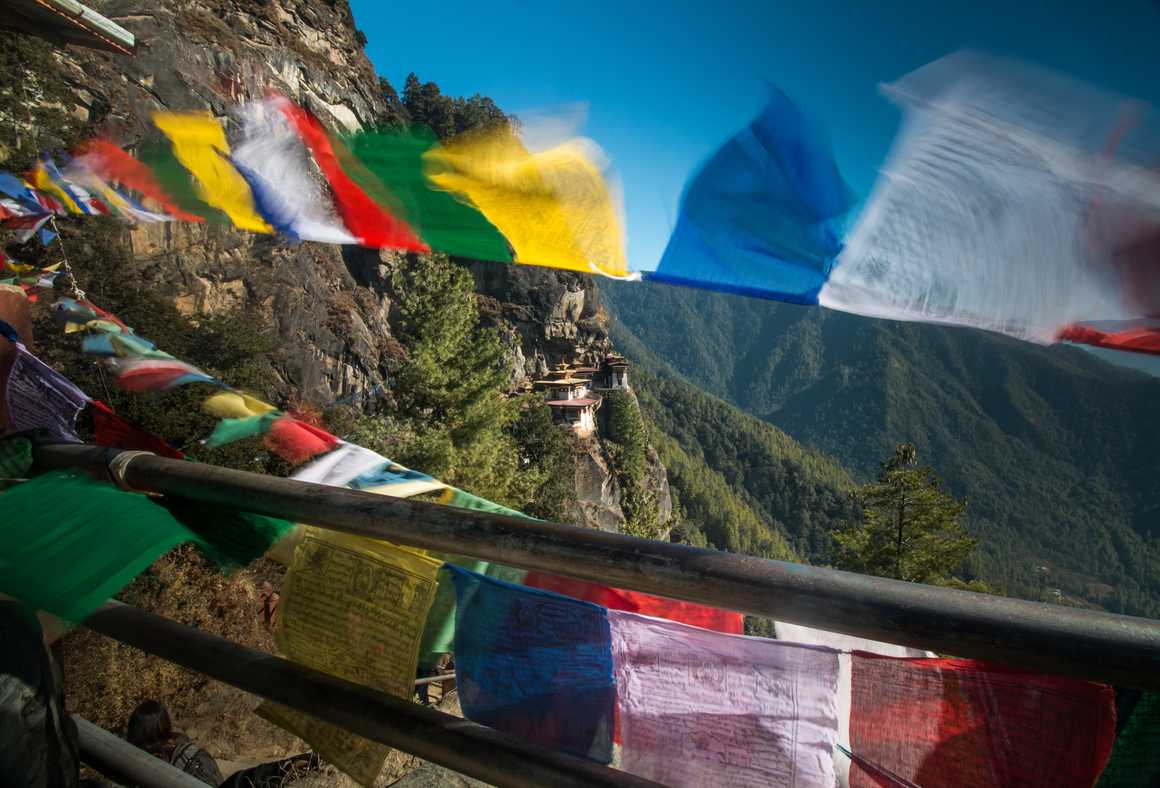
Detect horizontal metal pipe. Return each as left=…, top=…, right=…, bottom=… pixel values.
left=74, top=714, right=209, bottom=788
left=415, top=672, right=457, bottom=686
left=37, top=443, right=1160, bottom=688
left=83, top=603, right=660, bottom=788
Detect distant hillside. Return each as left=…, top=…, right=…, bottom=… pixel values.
left=602, top=280, right=1160, bottom=616
left=609, top=317, right=859, bottom=564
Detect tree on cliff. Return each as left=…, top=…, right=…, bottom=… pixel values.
left=833, top=443, right=978, bottom=585
left=606, top=391, right=661, bottom=538
left=400, top=73, right=507, bottom=139
left=348, top=254, right=569, bottom=517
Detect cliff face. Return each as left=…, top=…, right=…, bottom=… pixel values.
left=22, top=0, right=670, bottom=534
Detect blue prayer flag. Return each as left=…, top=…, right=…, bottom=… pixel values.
left=447, top=565, right=616, bottom=763
left=650, top=89, right=855, bottom=304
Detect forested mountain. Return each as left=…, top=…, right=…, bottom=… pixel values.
left=602, top=280, right=1160, bottom=616
left=609, top=317, right=859, bottom=565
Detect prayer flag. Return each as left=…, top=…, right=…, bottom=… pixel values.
left=290, top=441, right=390, bottom=487
left=650, top=89, right=855, bottom=303
left=424, top=127, right=627, bottom=275
left=90, top=400, right=185, bottom=459
left=0, top=471, right=192, bottom=621
left=203, top=413, right=278, bottom=449
left=3, top=341, right=89, bottom=441
left=232, top=99, right=357, bottom=245
left=1097, top=691, right=1160, bottom=787
left=277, top=101, right=427, bottom=251
left=448, top=565, right=616, bottom=762
left=848, top=652, right=1116, bottom=788
left=610, top=610, right=841, bottom=787
left=115, top=359, right=216, bottom=391
left=152, top=112, right=273, bottom=234
left=262, top=417, right=339, bottom=465
left=525, top=572, right=744, bottom=635
left=257, top=527, right=440, bottom=786
left=202, top=390, right=277, bottom=419
left=821, top=51, right=1160, bottom=353
left=347, top=128, right=513, bottom=262
left=417, top=487, right=532, bottom=671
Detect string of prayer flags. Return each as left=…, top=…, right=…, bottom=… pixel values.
left=848, top=652, right=1116, bottom=788
left=650, top=88, right=854, bottom=303
left=524, top=572, right=744, bottom=635
left=448, top=564, right=617, bottom=763
left=3, top=339, right=89, bottom=441
left=610, top=610, right=841, bottom=787
left=424, top=126, right=628, bottom=276
left=257, top=527, right=441, bottom=786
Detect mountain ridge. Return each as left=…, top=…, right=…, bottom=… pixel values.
left=601, top=279, right=1160, bottom=615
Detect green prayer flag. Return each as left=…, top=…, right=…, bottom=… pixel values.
left=0, top=471, right=297, bottom=622
left=1098, top=692, right=1160, bottom=787
left=417, top=487, right=531, bottom=671
left=346, top=128, right=514, bottom=263
left=136, top=140, right=231, bottom=224
left=0, top=471, right=193, bottom=622
left=204, top=413, right=278, bottom=449
left=153, top=496, right=294, bottom=570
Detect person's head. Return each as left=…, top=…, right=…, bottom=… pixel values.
left=126, top=700, right=173, bottom=751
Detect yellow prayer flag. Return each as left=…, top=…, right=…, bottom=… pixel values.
left=201, top=390, right=277, bottom=420
left=257, top=528, right=441, bottom=786
left=424, top=128, right=627, bottom=276
left=152, top=112, right=272, bottom=234
left=30, top=163, right=81, bottom=215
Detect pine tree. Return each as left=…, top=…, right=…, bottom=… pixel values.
left=834, top=443, right=974, bottom=583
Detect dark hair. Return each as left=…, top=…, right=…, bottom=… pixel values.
left=126, top=700, right=173, bottom=752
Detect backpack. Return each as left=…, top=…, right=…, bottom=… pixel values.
left=169, top=736, right=225, bottom=787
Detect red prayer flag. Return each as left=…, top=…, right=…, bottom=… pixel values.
left=849, top=653, right=1115, bottom=788
left=278, top=101, right=428, bottom=251
left=263, top=416, right=339, bottom=465
left=76, top=139, right=204, bottom=223
left=1057, top=323, right=1160, bottom=356
left=90, top=400, right=184, bottom=459
left=524, top=572, right=744, bottom=635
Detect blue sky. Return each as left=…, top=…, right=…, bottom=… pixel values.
left=350, top=0, right=1160, bottom=272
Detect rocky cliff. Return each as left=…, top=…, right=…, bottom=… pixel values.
left=14, top=0, right=669, bottom=532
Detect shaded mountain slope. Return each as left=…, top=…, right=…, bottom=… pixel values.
left=602, top=280, right=1160, bottom=615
